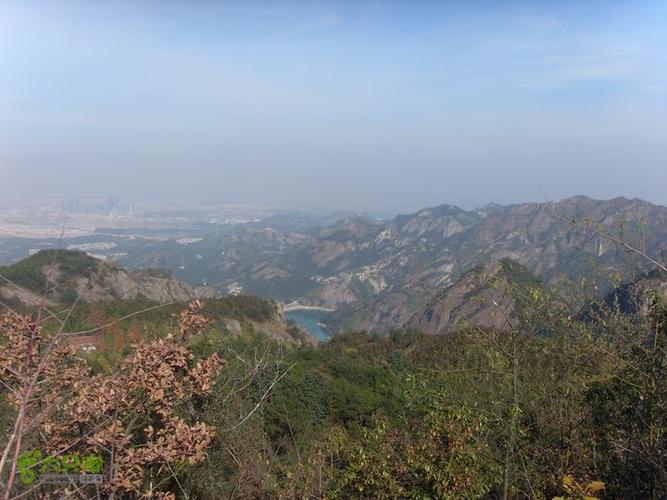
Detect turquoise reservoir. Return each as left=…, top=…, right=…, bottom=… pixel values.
left=284, top=309, right=331, bottom=341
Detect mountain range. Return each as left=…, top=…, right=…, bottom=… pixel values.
left=1, top=195, right=666, bottom=335
left=164, top=195, right=667, bottom=333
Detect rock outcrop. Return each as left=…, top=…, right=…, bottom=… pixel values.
left=0, top=250, right=216, bottom=305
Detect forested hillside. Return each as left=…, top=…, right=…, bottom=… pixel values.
left=1, top=262, right=666, bottom=497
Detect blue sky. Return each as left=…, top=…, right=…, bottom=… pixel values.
left=1, top=0, right=665, bottom=212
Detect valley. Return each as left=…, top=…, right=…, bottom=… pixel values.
left=3, top=195, right=666, bottom=336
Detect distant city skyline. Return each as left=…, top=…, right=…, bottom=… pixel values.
left=1, top=0, right=665, bottom=213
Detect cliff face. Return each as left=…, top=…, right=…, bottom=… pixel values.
left=406, top=260, right=537, bottom=335
left=0, top=250, right=216, bottom=305
left=317, top=197, right=667, bottom=333
left=600, top=271, right=667, bottom=317
left=68, top=264, right=218, bottom=303
left=225, top=196, right=665, bottom=302
left=407, top=261, right=510, bottom=334
left=0, top=251, right=318, bottom=346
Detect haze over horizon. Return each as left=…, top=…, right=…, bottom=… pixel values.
left=1, top=0, right=665, bottom=213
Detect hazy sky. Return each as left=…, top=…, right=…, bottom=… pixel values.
left=1, top=0, right=665, bottom=213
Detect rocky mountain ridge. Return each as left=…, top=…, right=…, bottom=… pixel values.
left=3, top=196, right=666, bottom=334
left=0, top=249, right=217, bottom=306
left=216, top=195, right=667, bottom=333
left=406, top=259, right=538, bottom=335
left=0, top=250, right=317, bottom=346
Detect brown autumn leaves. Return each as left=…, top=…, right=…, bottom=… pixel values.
left=0, top=300, right=223, bottom=498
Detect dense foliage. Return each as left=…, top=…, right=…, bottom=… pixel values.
left=1, top=284, right=666, bottom=498
left=57, top=295, right=277, bottom=328
left=0, top=249, right=97, bottom=292
left=175, top=290, right=666, bottom=498
left=0, top=301, right=223, bottom=498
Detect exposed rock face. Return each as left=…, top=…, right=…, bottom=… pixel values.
left=407, top=261, right=519, bottom=335
left=315, top=197, right=666, bottom=333
left=0, top=284, right=58, bottom=307
left=42, top=196, right=665, bottom=334
left=69, top=262, right=219, bottom=303
left=0, top=251, right=321, bottom=347
left=601, top=271, right=667, bottom=317
left=220, top=316, right=317, bottom=347
left=0, top=251, right=218, bottom=305
left=344, top=290, right=417, bottom=334
left=266, top=198, right=659, bottom=304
